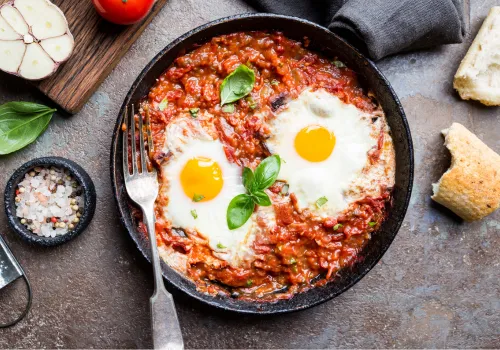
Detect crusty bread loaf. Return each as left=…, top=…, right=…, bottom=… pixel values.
left=432, top=123, right=500, bottom=221
left=454, top=7, right=500, bottom=106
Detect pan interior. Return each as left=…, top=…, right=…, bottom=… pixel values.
left=110, top=14, right=413, bottom=314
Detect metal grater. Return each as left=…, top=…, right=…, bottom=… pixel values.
left=0, top=234, right=23, bottom=290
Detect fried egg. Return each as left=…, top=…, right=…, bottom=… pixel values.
left=159, top=115, right=260, bottom=266
left=266, top=88, right=378, bottom=218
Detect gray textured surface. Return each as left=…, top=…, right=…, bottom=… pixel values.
left=0, top=0, right=499, bottom=348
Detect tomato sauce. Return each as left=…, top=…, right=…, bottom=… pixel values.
left=140, top=31, right=392, bottom=300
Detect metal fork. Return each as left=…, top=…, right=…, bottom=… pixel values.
left=122, top=105, right=184, bottom=350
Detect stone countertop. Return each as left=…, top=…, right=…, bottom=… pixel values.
left=0, top=0, right=498, bottom=348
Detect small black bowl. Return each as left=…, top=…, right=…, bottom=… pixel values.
left=4, top=157, right=96, bottom=247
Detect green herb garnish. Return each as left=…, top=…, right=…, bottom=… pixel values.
left=333, top=223, right=343, bottom=230
left=190, top=209, right=198, bottom=219
left=246, top=279, right=253, bottom=287
left=280, top=184, right=289, bottom=195
left=332, top=60, right=346, bottom=68
left=315, top=196, right=328, bottom=208
left=189, top=108, right=199, bottom=118
left=0, top=102, right=56, bottom=155
left=271, top=79, right=279, bottom=86
left=368, top=221, right=377, bottom=227
left=220, top=64, right=255, bottom=106
left=227, top=155, right=281, bottom=229
left=192, top=193, right=205, bottom=202
left=222, top=104, right=235, bottom=113
left=158, top=98, right=168, bottom=111
left=289, top=257, right=297, bottom=265
left=217, top=243, right=226, bottom=249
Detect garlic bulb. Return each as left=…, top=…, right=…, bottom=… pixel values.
left=0, top=0, right=74, bottom=80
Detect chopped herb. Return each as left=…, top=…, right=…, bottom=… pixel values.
left=217, top=243, right=226, bottom=249
left=333, top=223, right=343, bottom=230
left=332, top=60, right=346, bottom=68
left=289, top=257, right=297, bottom=264
left=192, top=193, right=205, bottom=202
left=189, top=108, right=199, bottom=118
left=158, top=98, right=168, bottom=111
left=368, top=221, right=377, bottom=227
left=280, top=183, right=289, bottom=195
left=222, top=104, right=235, bottom=113
left=292, top=265, right=298, bottom=273
left=249, top=102, right=258, bottom=109
left=246, top=279, right=253, bottom=287
left=271, top=79, right=279, bottom=86
left=190, top=209, right=198, bottom=219
left=315, top=196, right=328, bottom=208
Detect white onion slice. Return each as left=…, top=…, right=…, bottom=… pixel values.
left=0, top=0, right=74, bottom=81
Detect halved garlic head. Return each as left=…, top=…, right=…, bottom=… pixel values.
left=0, top=0, right=74, bottom=80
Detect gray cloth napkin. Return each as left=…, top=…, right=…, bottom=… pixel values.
left=244, top=0, right=467, bottom=60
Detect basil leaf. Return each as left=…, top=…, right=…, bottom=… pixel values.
left=220, top=64, right=255, bottom=106
left=158, top=98, right=168, bottom=111
left=242, top=167, right=255, bottom=192
left=369, top=221, right=377, bottom=227
left=190, top=210, right=198, bottom=219
left=0, top=102, right=56, bottom=155
left=227, top=194, right=255, bottom=230
left=254, top=155, right=281, bottom=190
left=315, top=196, right=328, bottom=208
left=252, top=191, right=271, bottom=207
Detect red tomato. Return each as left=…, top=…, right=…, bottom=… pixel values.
left=92, top=0, right=155, bottom=25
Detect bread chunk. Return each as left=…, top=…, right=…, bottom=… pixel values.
left=432, top=123, right=500, bottom=221
left=454, top=7, right=500, bottom=106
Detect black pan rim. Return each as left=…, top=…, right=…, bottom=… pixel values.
left=110, top=13, right=414, bottom=315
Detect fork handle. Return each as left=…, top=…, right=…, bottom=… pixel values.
left=143, top=206, right=184, bottom=350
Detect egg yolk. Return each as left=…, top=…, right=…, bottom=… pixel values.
left=294, top=125, right=336, bottom=162
left=180, top=157, right=223, bottom=202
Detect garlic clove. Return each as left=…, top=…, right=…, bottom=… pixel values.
left=1, top=5, right=29, bottom=36
left=0, top=40, right=25, bottom=73
left=19, top=42, right=57, bottom=80
left=0, top=15, right=21, bottom=40
left=15, top=0, right=68, bottom=40
left=40, top=34, right=73, bottom=62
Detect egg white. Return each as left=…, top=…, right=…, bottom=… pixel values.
left=266, top=88, right=378, bottom=218
left=160, top=115, right=265, bottom=267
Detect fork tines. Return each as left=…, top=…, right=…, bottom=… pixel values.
left=123, top=104, right=154, bottom=177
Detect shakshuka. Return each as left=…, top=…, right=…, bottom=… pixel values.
left=134, top=31, right=396, bottom=301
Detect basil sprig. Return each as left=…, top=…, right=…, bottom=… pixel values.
left=220, top=64, right=255, bottom=106
left=227, top=155, right=281, bottom=230
left=0, top=102, right=56, bottom=155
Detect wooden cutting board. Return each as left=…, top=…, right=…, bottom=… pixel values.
left=0, top=0, right=168, bottom=114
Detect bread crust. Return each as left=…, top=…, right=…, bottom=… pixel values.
left=454, top=7, right=500, bottom=106
left=432, top=123, right=500, bottom=221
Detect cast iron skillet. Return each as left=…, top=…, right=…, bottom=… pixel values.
left=110, top=14, right=414, bottom=314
